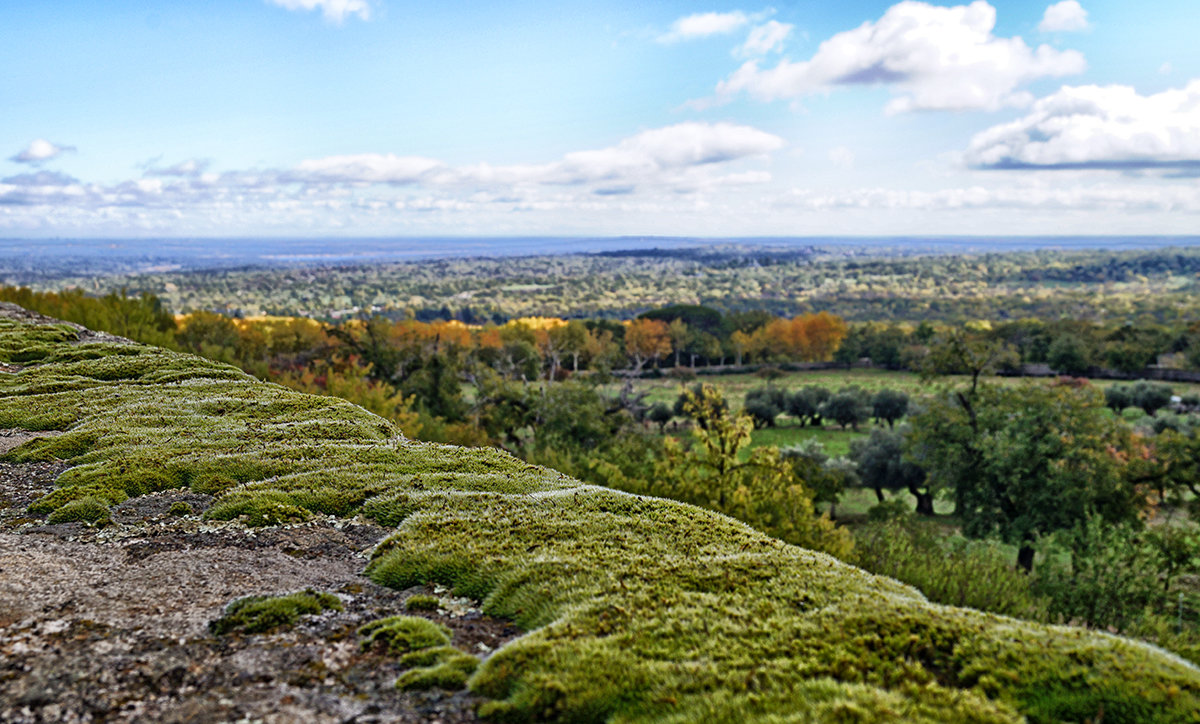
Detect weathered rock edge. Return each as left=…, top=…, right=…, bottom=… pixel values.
left=0, top=303, right=1197, bottom=723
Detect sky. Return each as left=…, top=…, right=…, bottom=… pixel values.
left=2, top=0, right=1199, bottom=238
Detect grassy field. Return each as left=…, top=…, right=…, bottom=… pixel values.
left=747, top=423, right=867, bottom=458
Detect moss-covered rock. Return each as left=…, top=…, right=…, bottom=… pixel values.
left=1, top=312, right=1197, bottom=723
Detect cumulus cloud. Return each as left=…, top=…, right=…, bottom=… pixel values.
left=145, top=159, right=211, bottom=177
left=289, top=154, right=446, bottom=184
left=289, top=122, right=785, bottom=190
left=9, top=139, right=75, bottom=164
left=266, top=0, right=371, bottom=24
left=0, top=122, right=783, bottom=226
left=1038, top=1, right=1090, bottom=32
left=549, top=122, right=784, bottom=183
left=736, top=20, right=793, bottom=58
left=965, top=81, right=1200, bottom=171
left=714, top=1, right=1085, bottom=113
left=1, top=170, right=80, bottom=187
left=658, top=11, right=748, bottom=43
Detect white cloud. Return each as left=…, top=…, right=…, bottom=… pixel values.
left=291, top=122, right=785, bottom=190
left=780, top=182, right=1200, bottom=213
left=290, top=154, right=446, bottom=184
left=658, top=11, right=748, bottom=43
left=9, top=139, right=75, bottom=164
left=736, top=20, right=793, bottom=58
left=553, top=122, right=784, bottom=180
left=145, top=159, right=211, bottom=177
left=0, top=122, right=784, bottom=232
left=266, top=0, right=371, bottom=24
left=965, top=81, right=1200, bottom=171
left=1, top=170, right=79, bottom=186
left=714, top=1, right=1086, bottom=113
left=1038, top=1, right=1090, bottom=32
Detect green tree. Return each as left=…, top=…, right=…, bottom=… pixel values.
left=1131, top=380, right=1173, bottom=416
left=787, top=386, right=830, bottom=427
left=743, top=386, right=785, bottom=428
left=821, top=389, right=870, bottom=430
left=870, top=388, right=909, bottom=428
left=1047, top=334, right=1092, bottom=376
left=907, top=382, right=1144, bottom=571
left=646, top=402, right=674, bottom=432
left=652, top=385, right=853, bottom=558
left=851, top=427, right=932, bottom=514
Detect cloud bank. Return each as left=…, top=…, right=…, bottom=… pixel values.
left=966, top=81, right=1200, bottom=171
left=715, top=1, right=1085, bottom=113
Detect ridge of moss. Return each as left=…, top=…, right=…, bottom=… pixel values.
left=0, top=314, right=1197, bottom=722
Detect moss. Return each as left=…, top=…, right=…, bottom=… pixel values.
left=205, top=491, right=312, bottom=527
left=358, top=615, right=451, bottom=654
left=405, top=594, right=440, bottom=612
left=395, top=646, right=479, bottom=691
left=28, top=484, right=126, bottom=514
left=167, top=501, right=193, bottom=516
left=209, top=589, right=343, bottom=635
left=45, top=495, right=111, bottom=526
left=0, top=312, right=1197, bottom=723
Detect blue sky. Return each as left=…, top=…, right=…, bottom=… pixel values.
left=2, top=1, right=1198, bottom=237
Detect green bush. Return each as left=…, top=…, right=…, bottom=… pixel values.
left=852, top=518, right=1048, bottom=620
left=1032, top=518, right=1167, bottom=632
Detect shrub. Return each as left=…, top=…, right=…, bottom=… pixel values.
left=1032, top=518, right=1167, bottom=632
left=852, top=519, right=1048, bottom=619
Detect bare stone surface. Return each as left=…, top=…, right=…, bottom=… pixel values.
left=0, top=479, right=522, bottom=723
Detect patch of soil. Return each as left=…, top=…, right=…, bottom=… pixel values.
left=0, top=429, right=63, bottom=456
left=0, top=461, right=70, bottom=528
